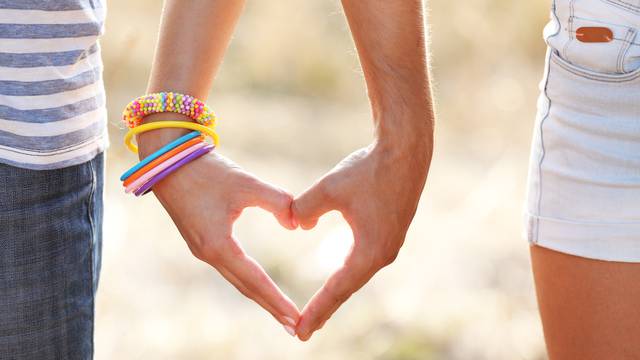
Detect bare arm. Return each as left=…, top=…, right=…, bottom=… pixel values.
left=292, top=0, right=434, bottom=340
left=343, top=0, right=433, bottom=144
left=136, top=0, right=300, bottom=334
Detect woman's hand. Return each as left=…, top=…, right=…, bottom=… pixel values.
left=137, top=125, right=300, bottom=335
left=292, top=135, right=432, bottom=340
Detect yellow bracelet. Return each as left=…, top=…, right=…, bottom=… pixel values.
left=124, top=121, right=220, bottom=153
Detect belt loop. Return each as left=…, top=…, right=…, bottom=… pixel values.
left=617, top=28, right=638, bottom=73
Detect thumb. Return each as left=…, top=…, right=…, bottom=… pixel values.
left=244, top=178, right=297, bottom=230
left=293, top=179, right=336, bottom=230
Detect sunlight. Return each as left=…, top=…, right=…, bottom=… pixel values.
left=314, top=223, right=354, bottom=275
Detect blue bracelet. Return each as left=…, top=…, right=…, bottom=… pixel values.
left=119, top=131, right=201, bottom=181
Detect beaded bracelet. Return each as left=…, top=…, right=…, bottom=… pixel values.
left=121, top=91, right=220, bottom=196
left=123, top=92, right=216, bottom=128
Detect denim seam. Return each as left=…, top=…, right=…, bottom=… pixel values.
left=551, top=52, right=640, bottom=81
left=562, top=0, right=576, bottom=60
left=621, top=28, right=638, bottom=72
left=617, top=29, right=631, bottom=72
left=535, top=66, right=553, bottom=245
left=527, top=212, right=640, bottom=226
left=534, top=1, right=561, bottom=244
left=85, top=156, right=97, bottom=360
left=601, top=0, right=640, bottom=13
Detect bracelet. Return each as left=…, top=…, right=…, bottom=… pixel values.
left=120, top=131, right=201, bottom=181
left=135, top=145, right=214, bottom=196
left=125, top=142, right=207, bottom=193
left=123, top=92, right=216, bottom=128
left=122, top=136, right=203, bottom=187
left=124, top=121, right=219, bottom=153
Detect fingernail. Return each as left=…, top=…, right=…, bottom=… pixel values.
left=283, top=316, right=296, bottom=327
left=283, top=324, right=296, bottom=337
left=291, top=217, right=298, bottom=229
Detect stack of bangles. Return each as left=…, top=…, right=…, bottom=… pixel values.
left=119, top=92, right=220, bottom=196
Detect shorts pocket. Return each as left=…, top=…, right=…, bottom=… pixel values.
left=562, top=17, right=639, bottom=74
left=550, top=49, right=640, bottom=82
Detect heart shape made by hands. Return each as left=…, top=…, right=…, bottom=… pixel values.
left=152, top=146, right=418, bottom=342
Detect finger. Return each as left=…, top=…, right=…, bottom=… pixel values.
left=243, top=177, right=297, bottom=230
left=292, top=179, right=335, bottom=230
left=212, top=238, right=300, bottom=333
left=296, top=249, right=378, bottom=341
left=216, top=265, right=297, bottom=335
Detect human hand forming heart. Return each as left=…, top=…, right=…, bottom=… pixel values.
left=137, top=127, right=301, bottom=336
left=140, top=125, right=431, bottom=341
left=291, top=140, right=430, bottom=340
left=135, top=0, right=433, bottom=342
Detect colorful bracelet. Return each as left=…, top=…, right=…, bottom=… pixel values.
left=125, top=142, right=207, bottom=193
left=135, top=145, right=214, bottom=196
left=121, top=92, right=220, bottom=196
left=120, top=131, right=201, bottom=181
left=123, top=92, right=216, bottom=128
left=124, top=121, right=219, bottom=153
left=122, top=136, right=204, bottom=187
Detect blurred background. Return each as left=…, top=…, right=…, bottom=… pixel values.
left=98, top=1, right=550, bottom=359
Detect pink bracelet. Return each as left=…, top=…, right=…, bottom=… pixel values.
left=125, top=142, right=207, bottom=193
left=136, top=145, right=214, bottom=196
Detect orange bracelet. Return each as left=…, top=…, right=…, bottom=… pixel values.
left=122, top=136, right=204, bottom=187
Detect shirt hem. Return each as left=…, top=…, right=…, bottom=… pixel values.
left=0, top=133, right=109, bottom=170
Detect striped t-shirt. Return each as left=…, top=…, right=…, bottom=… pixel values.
left=0, top=0, right=108, bottom=170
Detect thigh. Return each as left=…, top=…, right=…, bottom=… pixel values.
left=531, top=244, right=640, bottom=360
left=0, top=154, right=104, bottom=360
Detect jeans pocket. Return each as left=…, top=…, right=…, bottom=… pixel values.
left=562, top=17, right=639, bottom=74
left=550, top=50, right=640, bottom=82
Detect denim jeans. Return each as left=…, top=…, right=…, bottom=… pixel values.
left=0, top=153, right=104, bottom=359
left=525, top=0, right=640, bottom=262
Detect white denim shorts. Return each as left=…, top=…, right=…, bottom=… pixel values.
left=525, top=0, right=640, bottom=262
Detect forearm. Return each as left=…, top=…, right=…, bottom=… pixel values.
left=138, top=0, right=245, bottom=157
left=341, top=0, right=433, bottom=150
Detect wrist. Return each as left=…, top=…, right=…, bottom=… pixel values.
left=136, top=113, right=195, bottom=159
left=373, top=107, right=434, bottom=156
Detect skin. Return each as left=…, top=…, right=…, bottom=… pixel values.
left=138, top=0, right=300, bottom=333
left=531, top=245, right=640, bottom=359
left=292, top=0, right=433, bottom=341
left=134, top=0, right=639, bottom=353
left=137, top=0, right=433, bottom=340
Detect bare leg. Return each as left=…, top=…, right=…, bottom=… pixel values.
left=531, top=245, right=640, bottom=360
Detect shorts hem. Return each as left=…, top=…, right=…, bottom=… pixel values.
left=525, top=212, right=640, bottom=263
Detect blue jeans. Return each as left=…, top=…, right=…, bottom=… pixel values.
left=0, top=153, right=104, bottom=359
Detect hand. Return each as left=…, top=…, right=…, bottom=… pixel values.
left=292, top=138, right=431, bottom=341
left=138, top=127, right=300, bottom=335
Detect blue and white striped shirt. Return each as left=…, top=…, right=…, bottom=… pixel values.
left=0, top=0, right=108, bottom=170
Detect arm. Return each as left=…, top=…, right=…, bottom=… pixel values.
left=292, top=0, right=434, bottom=340
left=136, top=0, right=300, bottom=333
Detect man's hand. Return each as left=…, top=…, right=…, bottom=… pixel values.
left=138, top=126, right=300, bottom=335
left=291, top=0, right=434, bottom=339
left=292, top=133, right=431, bottom=341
